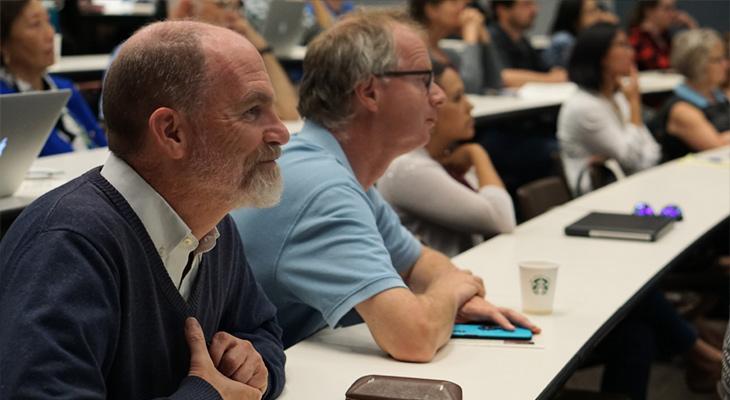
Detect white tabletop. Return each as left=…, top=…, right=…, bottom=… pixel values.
left=0, top=148, right=110, bottom=214
left=279, top=147, right=730, bottom=400
left=49, top=54, right=111, bottom=74
left=440, top=35, right=550, bottom=52
left=89, top=0, right=156, bottom=16
left=275, top=45, right=306, bottom=62
left=48, top=45, right=307, bottom=75
left=469, top=72, right=683, bottom=119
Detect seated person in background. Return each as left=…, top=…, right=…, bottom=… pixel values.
left=543, top=0, right=617, bottom=69
left=558, top=23, right=660, bottom=196
left=0, top=0, right=106, bottom=156
left=409, top=0, right=503, bottom=93
left=169, top=0, right=300, bottom=121
left=244, top=0, right=353, bottom=45
left=594, top=289, right=721, bottom=399
left=652, top=28, right=730, bottom=162
left=0, top=21, right=287, bottom=399
left=489, top=0, right=567, bottom=87
left=231, top=10, right=539, bottom=362
left=303, top=0, right=355, bottom=42
left=628, top=0, right=697, bottom=71
left=379, top=63, right=515, bottom=257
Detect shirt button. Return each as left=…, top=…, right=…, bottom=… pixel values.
left=183, top=237, right=194, bottom=247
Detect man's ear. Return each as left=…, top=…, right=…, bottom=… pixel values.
left=147, top=107, right=190, bottom=160
left=354, top=76, right=380, bottom=113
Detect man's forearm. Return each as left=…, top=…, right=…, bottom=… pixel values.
left=357, top=286, right=461, bottom=363
left=261, top=55, right=300, bottom=121
left=501, top=68, right=563, bottom=87
left=403, top=246, right=459, bottom=293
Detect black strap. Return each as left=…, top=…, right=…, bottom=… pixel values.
left=177, top=252, right=195, bottom=289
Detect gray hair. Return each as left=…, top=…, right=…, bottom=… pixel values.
left=671, top=28, right=722, bottom=82
left=102, top=21, right=210, bottom=158
left=298, top=10, right=420, bottom=131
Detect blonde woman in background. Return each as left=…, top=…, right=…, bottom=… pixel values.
left=652, top=29, right=730, bottom=162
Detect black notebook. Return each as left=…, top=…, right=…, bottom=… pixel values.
left=564, top=212, right=675, bottom=242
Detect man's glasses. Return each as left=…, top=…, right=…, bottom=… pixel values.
left=633, top=202, right=683, bottom=221
left=376, top=69, right=434, bottom=93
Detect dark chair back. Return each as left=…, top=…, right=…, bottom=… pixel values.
left=517, top=176, right=572, bottom=221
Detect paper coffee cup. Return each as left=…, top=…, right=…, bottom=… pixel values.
left=519, top=261, right=559, bottom=314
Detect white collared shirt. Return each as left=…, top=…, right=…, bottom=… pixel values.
left=101, top=153, right=219, bottom=301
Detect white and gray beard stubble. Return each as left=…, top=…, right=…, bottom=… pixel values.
left=191, top=140, right=283, bottom=209
left=235, top=144, right=284, bottom=209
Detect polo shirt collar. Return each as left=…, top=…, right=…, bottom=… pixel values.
left=299, top=120, right=356, bottom=177
left=674, top=83, right=725, bottom=109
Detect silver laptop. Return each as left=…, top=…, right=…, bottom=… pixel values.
left=262, top=1, right=306, bottom=54
left=0, top=90, right=71, bottom=197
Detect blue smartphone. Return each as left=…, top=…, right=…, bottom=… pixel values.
left=452, top=323, right=533, bottom=340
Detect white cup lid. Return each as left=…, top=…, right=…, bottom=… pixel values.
left=518, top=261, right=559, bottom=270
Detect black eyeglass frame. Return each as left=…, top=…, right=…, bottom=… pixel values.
left=375, top=69, right=434, bottom=92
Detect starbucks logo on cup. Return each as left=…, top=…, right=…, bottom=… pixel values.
left=531, top=275, right=550, bottom=295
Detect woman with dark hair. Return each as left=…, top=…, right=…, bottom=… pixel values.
left=652, top=28, right=730, bottom=162
left=558, top=22, right=660, bottom=195
left=542, top=0, right=616, bottom=69
left=379, top=63, right=515, bottom=256
left=628, top=0, right=697, bottom=71
left=557, top=26, right=721, bottom=400
left=0, top=0, right=106, bottom=156
left=409, top=0, right=503, bottom=93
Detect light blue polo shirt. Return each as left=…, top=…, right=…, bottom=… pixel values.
left=230, top=121, right=422, bottom=347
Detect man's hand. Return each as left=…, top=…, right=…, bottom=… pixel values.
left=185, top=318, right=262, bottom=400
left=456, top=297, right=541, bottom=334
left=209, top=331, right=269, bottom=395
left=435, top=268, right=485, bottom=306
left=548, top=67, right=568, bottom=82
left=673, top=10, right=698, bottom=29
left=460, top=8, right=486, bottom=44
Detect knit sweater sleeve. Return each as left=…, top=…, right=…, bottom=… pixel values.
left=0, top=229, right=119, bottom=399
left=0, top=229, right=222, bottom=400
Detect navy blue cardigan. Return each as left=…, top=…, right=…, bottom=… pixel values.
left=0, top=169, right=285, bottom=399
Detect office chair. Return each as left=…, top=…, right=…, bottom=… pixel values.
left=516, top=175, right=572, bottom=221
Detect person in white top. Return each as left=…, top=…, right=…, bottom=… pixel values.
left=558, top=22, right=660, bottom=196
left=380, top=63, right=515, bottom=257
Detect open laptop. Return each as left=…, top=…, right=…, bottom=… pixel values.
left=564, top=212, right=675, bottom=242
left=0, top=90, right=71, bottom=198
left=261, top=1, right=306, bottom=54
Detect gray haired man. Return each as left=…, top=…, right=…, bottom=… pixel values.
left=231, top=10, right=539, bottom=362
